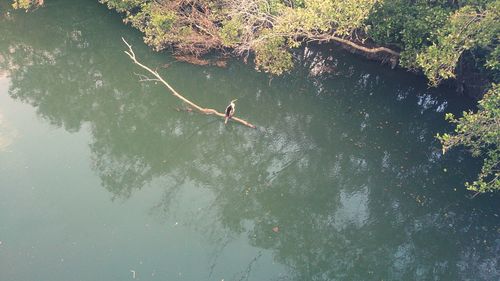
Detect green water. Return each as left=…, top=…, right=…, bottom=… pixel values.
left=0, top=1, right=498, bottom=280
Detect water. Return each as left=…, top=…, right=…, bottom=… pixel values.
left=0, top=1, right=499, bottom=280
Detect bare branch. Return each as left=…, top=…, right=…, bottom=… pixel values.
left=122, top=37, right=257, bottom=129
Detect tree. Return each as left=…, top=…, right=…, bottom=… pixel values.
left=416, top=1, right=500, bottom=86
left=366, top=0, right=451, bottom=70
left=96, top=0, right=396, bottom=74
left=13, top=1, right=499, bottom=83
left=438, top=84, right=500, bottom=193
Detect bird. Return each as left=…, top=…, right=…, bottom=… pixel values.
left=224, top=99, right=237, bottom=124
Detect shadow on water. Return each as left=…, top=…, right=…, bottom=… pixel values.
left=1, top=1, right=499, bottom=280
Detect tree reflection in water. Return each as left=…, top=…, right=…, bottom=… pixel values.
left=1, top=3, right=499, bottom=280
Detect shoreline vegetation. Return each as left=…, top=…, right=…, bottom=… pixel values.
left=10, top=0, right=499, bottom=193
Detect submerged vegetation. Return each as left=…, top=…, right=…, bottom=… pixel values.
left=12, top=0, right=499, bottom=192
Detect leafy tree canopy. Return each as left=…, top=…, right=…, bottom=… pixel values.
left=416, top=1, right=500, bottom=86
left=13, top=0, right=499, bottom=84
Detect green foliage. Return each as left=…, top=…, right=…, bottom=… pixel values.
left=126, top=3, right=173, bottom=50
left=368, top=0, right=499, bottom=85
left=367, top=0, right=451, bottom=69
left=12, top=0, right=500, bottom=83
left=290, top=0, right=305, bottom=8
left=254, top=34, right=294, bottom=75
left=150, top=8, right=177, bottom=31
left=97, top=0, right=500, bottom=84
left=485, top=45, right=500, bottom=73
left=369, top=1, right=443, bottom=46
left=438, top=84, right=500, bottom=193
left=275, top=0, right=377, bottom=37
left=257, top=0, right=284, bottom=15
left=99, top=0, right=143, bottom=12
left=219, top=17, right=243, bottom=47
left=416, top=1, right=500, bottom=86
left=99, top=0, right=380, bottom=74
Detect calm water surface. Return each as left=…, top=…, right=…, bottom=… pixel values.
left=0, top=1, right=499, bottom=280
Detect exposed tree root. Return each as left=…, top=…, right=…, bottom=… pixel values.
left=122, top=38, right=256, bottom=129
left=329, top=36, right=400, bottom=57
left=314, top=35, right=400, bottom=68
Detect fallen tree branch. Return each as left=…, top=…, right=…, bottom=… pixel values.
left=122, top=38, right=256, bottom=129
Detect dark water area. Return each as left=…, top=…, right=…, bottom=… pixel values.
left=0, top=1, right=499, bottom=280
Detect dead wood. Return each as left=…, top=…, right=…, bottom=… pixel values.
left=122, top=38, right=256, bottom=129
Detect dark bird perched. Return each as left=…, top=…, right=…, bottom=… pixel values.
left=224, top=99, right=237, bottom=124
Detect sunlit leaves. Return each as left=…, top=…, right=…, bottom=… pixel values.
left=416, top=1, right=500, bottom=86
left=96, top=0, right=381, bottom=74
left=219, top=17, right=244, bottom=47
left=99, top=0, right=143, bottom=12
left=253, top=34, right=294, bottom=75
left=438, top=84, right=500, bottom=193
left=275, top=0, right=378, bottom=37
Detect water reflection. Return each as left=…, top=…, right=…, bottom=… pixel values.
left=0, top=107, right=18, bottom=151
left=1, top=2, right=499, bottom=280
